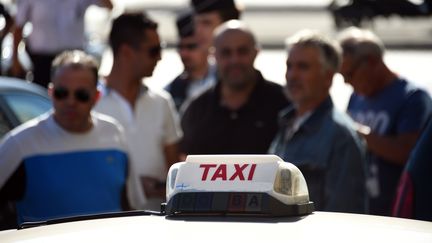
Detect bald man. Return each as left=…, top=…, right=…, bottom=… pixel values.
left=180, top=20, right=289, bottom=157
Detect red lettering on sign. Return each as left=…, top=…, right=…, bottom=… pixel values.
left=200, top=164, right=217, bottom=180
left=247, top=164, right=256, bottom=180
left=211, top=164, right=227, bottom=181
left=229, top=164, right=248, bottom=181
left=199, top=163, right=257, bottom=181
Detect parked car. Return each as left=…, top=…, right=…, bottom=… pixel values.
left=0, top=77, right=51, bottom=138
left=0, top=155, right=431, bottom=243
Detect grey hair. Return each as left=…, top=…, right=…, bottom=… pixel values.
left=337, top=27, right=385, bottom=61
left=51, top=50, right=99, bottom=86
left=285, top=29, right=342, bottom=72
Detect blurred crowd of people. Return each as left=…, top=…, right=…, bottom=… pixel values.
left=0, top=0, right=431, bottom=229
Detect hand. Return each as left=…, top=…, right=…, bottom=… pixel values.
left=354, top=122, right=371, bottom=137
left=141, top=176, right=165, bottom=199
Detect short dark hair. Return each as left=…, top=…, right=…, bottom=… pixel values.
left=218, top=7, right=241, bottom=22
left=51, top=50, right=99, bottom=86
left=176, top=11, right=195, bottom=38
left=109, top=12, right=158, bottom=55
left=191, top=0, right=241, bottom=22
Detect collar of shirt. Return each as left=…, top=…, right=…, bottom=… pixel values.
left=213, top=69, right=266, bottom=112
left=280, top=96, right=334, bottom=136
left=101, top=83, right=148, bottom=124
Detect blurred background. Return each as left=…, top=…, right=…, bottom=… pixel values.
left=1, top=0, right=431, bottom=110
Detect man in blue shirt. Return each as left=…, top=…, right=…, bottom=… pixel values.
left=270, top=30, right=367, bottom=213
left=338, top=27, right=432, bottom=216
left=0, top=50, right=144, bottom=227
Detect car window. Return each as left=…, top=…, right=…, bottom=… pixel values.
left=2, top=92, right=51, bottom=124
left=0, top=109, right=12, bottom=138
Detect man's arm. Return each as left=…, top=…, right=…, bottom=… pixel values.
left=162, top=91, right=183, bottom=167
left=138, top=143, right=179, bottom=200
left=356, top=89, right=432, bottom=166
left=358, top=126, right=419, bottom=166
left=0, top=134, right=26, bottom=212
left=164, top=142, right=180, bottom=169
left=0, top=163, right=26, bottom=203
left=125, top=167, right=147, bottom=210
left=10, top=25, right=24, bottom=77
left=326, top=130, right=368, bottom=213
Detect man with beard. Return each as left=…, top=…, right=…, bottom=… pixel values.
left=269, top=30, right=367, bottom=213
left=180, top=20, right=289, bottom=156
left=165, top=11, right=216, bottom=111
left=95, top=13, right=182, bottom=211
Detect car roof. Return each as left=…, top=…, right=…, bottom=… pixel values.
left=0, top=77, right=49, bottom=97
left=0, top=211, right=431, bottom=242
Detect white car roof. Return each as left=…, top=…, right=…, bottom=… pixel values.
left=1, top=212, right=431, bottom=243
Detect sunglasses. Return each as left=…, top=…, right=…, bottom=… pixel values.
left=53, top=87, right=92, bottom=103
left=177, top=43, right=199, bottom=51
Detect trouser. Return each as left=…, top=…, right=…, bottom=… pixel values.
left=27, top=48, right=58, bottom=89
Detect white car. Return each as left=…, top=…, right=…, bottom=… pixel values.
left=0, top=155, right=431, bottom=243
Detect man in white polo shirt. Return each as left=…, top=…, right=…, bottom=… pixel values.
left=95, top=13, right=182, bottom=211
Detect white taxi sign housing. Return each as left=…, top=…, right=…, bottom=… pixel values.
left=165, top=155, right=314, bottom=216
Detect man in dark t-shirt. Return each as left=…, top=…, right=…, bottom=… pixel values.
left=180, top=20, right=289, bottom=156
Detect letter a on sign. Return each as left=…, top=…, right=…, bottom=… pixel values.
left=211, top=164, right=227, bottom=180
left=246, top=193, right=262, bottom=212
left=200, top=164, right=217, bottom=180
left=249, top=195, right=259, bottom=207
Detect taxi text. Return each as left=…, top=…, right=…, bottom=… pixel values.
left=199, top=164, right=257, bottom=181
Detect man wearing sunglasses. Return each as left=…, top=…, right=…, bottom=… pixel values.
left=95, top=13, right=182, bottom=211
left=166, top=11, right=216, bottom=111
left=0, top=50, right=145, bottom=227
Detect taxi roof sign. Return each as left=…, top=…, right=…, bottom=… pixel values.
left=164, top=155, right=314, bottom=216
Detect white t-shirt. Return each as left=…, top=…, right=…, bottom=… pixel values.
left=95, top=85, right=183, bottom=181
left=15, top=0, right=105, bottom=53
